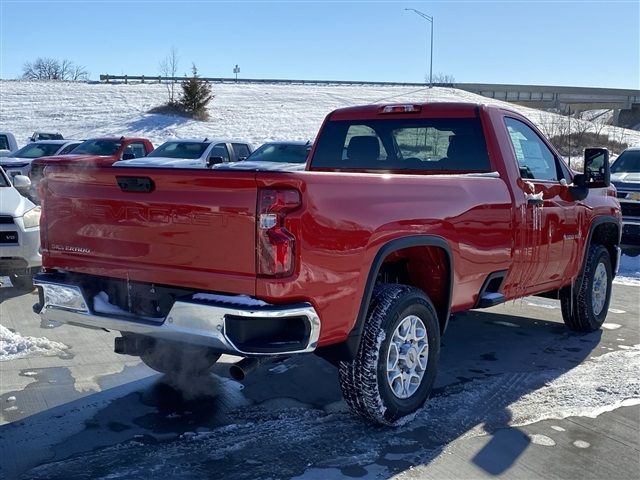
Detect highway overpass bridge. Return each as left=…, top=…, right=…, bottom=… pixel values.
left=99, top=74, right=640, bottom=128
left=453, top=83, right=640, bottom=128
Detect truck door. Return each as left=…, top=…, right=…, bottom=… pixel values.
left=504, top=117, right=576, bottom=290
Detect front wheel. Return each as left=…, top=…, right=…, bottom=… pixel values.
left=338, top=284, right=441, bottom=425
left=560, top=244, right=612, bottom=332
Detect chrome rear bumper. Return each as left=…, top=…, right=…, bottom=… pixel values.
left=34, top=274, right=320, bottom=356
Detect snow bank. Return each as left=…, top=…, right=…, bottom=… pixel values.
left=0, top=324, right=69, bottom=361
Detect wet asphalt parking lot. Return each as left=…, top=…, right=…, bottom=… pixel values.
left=0, top=263, right=639, bottom=479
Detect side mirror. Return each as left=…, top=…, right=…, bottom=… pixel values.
left=583, top=148, right=610, bottom=188
left=207, top=156, right=224, bottom=168
left=122, top=153, right=136, bottom=160
left=13, top=175, right=32, bottom=191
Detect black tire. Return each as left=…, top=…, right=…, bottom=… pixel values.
left=338, top=284, right=441, bottom=425
left=140, top=340, right=221, bottom=377
left=8, top=268, right=37, bottom=291
left=560, top=244, right=612, bottom=332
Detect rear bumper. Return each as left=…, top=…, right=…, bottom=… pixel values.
left=34, top=273, right=320, bottom=356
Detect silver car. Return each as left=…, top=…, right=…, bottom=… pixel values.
left=0, top=139, right=82, bottom=177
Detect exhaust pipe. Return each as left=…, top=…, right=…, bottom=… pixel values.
left=229, top=357, right=273, bottom=381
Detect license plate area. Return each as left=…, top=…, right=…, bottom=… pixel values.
left=0, top=231, right=18, bottom=243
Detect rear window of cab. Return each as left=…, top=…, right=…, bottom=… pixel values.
left=311, top=118, right=490, bottom=173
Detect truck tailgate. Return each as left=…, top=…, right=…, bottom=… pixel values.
left=41, top=167, right=258, bottom=294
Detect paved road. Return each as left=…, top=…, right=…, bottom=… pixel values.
left=0, top=280, right=638, bottom=479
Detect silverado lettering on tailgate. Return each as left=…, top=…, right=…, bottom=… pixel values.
left=58, top=203, right=227, bottom=227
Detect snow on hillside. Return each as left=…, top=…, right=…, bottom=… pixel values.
left=1, top=80, right=639, bottom=150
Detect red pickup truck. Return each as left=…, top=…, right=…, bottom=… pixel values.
left=28, top=137, right=154, bottom=199
left=34, top=102, right=621, bottom=425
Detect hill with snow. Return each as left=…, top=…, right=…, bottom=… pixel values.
left=1, top=80, right=639, bottom=152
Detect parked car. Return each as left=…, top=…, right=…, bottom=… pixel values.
left=28, top=137, right=154, bottom=200
left=113, top=139, right=253, bottom=169
left=0, top=132, right=19, bottom=157
left=611, top=146, right=640, bottom=246
left=29, top=132, right=64, bottom=142
left=33, top=102, right=620, bottom=425
left=0, top=140, right=82, bottom=177
left=0, top=167, right=41, bottom=289
left=213, top=141, right=310, bottom=171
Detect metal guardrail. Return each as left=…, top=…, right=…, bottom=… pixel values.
left=99, top=74, right=432, bottom=87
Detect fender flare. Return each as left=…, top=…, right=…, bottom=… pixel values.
left=577, top=215, right=621, bottom=286
left=318, top=235, right=453, bottom=363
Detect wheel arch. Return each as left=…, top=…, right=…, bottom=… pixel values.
left=316, top=235, right=453, bottom=364
left=580, top=216, right=621, bottom=285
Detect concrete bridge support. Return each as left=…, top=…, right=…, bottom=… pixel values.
left=615, top=104, right=640, bottom=129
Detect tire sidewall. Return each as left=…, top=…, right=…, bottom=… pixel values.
left=375, top=294, right=440, bottom=422
left=585, top=247, right=612, bottom=327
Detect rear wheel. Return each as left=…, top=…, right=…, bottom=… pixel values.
left=560, top=244, right=612, bottom=332
left=140, top=340, right=221, bottom=377
left=338, top=284, right=440, bottom=425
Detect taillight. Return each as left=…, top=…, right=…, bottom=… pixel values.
left=257, top=189, right=301, bottom=277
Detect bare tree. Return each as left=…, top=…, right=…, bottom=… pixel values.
left=21, top=57, right=89, bottom=81
left=70, top=63, right=89, bottom=81
left=159, top=47, right=180, bottom=104
left=428, top=72, right=456, bottom=84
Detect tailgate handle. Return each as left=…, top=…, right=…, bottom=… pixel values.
left=116, top=176, right=155, bottom=193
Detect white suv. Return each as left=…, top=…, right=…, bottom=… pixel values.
left=0, top=168, right=41, bottom=289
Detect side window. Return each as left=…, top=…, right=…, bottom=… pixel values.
left=0, top=135, right=9, bottom=150
left=505, top=117, right=561, bottom=181
left=209, top=143, right=230, bottom=163
left=123, top=142, right=147, bottom=158
left=232, top=143, right=251, bottom=160
left=59, top=143, right=78, bottom=155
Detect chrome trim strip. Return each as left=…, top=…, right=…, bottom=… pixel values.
left=35, top=278, right=320, bottom=356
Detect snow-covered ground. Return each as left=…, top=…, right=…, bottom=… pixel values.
left=616, top=253, right=640, bottom=286
left=1, top=80, right=639, bottom=150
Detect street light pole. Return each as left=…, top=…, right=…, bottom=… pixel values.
left=405, top=8, right=434, bottom=87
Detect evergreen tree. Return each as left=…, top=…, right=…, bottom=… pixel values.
left=180, top=64, right=213, bottom=120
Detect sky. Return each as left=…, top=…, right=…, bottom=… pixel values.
left=0, top=0, right=638, bottom=89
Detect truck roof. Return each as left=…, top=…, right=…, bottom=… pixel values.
left=88, top=137, right=151, bottom=142
left=328, top=101, right=509, bottom=121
